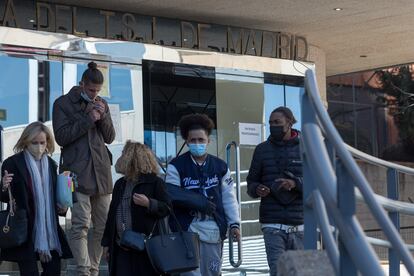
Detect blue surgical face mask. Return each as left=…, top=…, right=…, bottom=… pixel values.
left=188, top=143, right=207, bottom=157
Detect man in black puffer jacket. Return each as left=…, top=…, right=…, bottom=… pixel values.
left=247, top=106, right=303, bottom=276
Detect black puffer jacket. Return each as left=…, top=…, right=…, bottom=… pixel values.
left=246, top=130, right=303, bottom=225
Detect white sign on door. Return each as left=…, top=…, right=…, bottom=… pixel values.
left=108, top=104, right=122, bottom=143
left=239, top=123, right=262, bottom=146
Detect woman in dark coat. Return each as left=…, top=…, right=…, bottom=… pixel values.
left=0, top=121, right=72, bottom=275
left=101, top=140, right=171, bottom=276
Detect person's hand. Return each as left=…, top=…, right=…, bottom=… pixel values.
left=94, top=100, right=106, bottom=116
left=56, top=203, right=68, bottom=216
left=133, top=193, right=150, bottom=208
left=256, top=184, right=270, bottom=197
left=231, top=227, right=241, bottom=242
left=103, top=246, right=110, bottom=263
left=2, top=170, right=13, bottom=191
left=205, top=200, right=216, bottom=215
left=89, top=109, right=101, bottom=122
left=275, top=178, right=296, bottom=191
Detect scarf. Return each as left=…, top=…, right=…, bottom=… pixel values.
left=116, top=180, right=137, bottom=242
left=24, top=150, right=62, bottom=262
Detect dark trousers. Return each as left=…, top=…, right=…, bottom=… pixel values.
left=113, top=244, right=159, bottom=276
left=115, top=246, right=134, bottom=275
left=17, top=251, right=61, bottom=276
left=262, top=228, right=304, bottom=276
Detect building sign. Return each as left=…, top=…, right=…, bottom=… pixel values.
left=239, top=123, right=262, bottom=146
left=0, top=0, right=308, bottom=61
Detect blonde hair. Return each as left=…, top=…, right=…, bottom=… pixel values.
left=119, top=140, right=159, bottom=181
left=14, top=122, right=55, bottom=154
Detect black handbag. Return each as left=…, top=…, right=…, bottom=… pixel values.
left=120, top=230, right=146, bottom=251
left=119, top=196, right=146, bottom=252
left=145, top=210, right=200, bottom=274
left=0, top=186, right=28, bottom=249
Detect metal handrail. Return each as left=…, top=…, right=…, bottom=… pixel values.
left=355, top=188, right=414, bottom=215
left=303, top=69, right=414, bottom=275
left=301, top=106, right=383, bottom=275
left=226, top=141, right=243, bottom=268
left=347, top=144, right=414, bottom=175
left=366, top=237, right=414, bottom=251
left=311, top=190, right=340, bottom=273
left=230, top=170, right=249, bottom=175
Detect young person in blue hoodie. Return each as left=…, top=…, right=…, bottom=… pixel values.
left=165, top=113, right=240, bottom=276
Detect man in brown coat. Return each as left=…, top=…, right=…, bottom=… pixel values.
left=52, top=62, right=115, bottom=276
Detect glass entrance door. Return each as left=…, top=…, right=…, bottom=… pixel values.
left=143, top=60, right=217, bottom=171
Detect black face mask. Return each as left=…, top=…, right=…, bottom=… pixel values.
left=270, top=125, right=286, bottom=141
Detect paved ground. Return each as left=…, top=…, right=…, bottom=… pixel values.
left=0, top=235, right=410, bottom=275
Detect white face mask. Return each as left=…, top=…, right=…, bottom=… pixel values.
left=27, top=143, right=46, bottom=160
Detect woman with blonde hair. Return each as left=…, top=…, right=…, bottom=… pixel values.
left=0, top=121, right=72, bottom=275
left=101, top=140, right=171, bottom=276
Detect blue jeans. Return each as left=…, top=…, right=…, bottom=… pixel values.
left=262, top=227, right=304, bottom=276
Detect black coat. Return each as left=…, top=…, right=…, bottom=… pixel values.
left=0, top=152, right=73, bottom=261
left=246, top=130, right=304, bottom=225
left=101, top=174, right=171, bottom=276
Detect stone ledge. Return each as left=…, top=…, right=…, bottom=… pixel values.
left=277, top=250, right=335, bottom=276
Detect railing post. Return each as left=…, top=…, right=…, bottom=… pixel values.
left=325, top=139, right=337, bottom=243
left=226, top=142, right=243, bottom=268
left=387, top=168, right=400, bottom=276
left=301, top=92, right=318, bottom=249
left=336, top=160, right=358, bottom=276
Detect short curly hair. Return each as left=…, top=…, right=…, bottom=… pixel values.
left=117, top=140, right=159, bottom=181
left=178, top=113, right=215, bottom=140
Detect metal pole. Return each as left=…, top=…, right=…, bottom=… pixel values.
left=226, top=141, right=243, bottom=268
left=387, top=168, right=400, bottom=276
left=312, top=190, right=340, bottom=274
left=305, top=69, right=412, bottom=275
left=336, top=161, right=358, bottom=276
left=301, top=92, right=318, bottom=249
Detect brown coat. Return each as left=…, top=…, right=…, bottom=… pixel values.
left=52, top=86, right=115, bottom=195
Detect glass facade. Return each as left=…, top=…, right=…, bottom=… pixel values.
left=143, top=60, right=216, bottom=169
left=0, top=56, right=31, bottom=127
left=0, top=9, right=310, bottom=273
left=327, top=65, right=414, bottom=161
left=0, top=41, right=307, bottom=273
left=142, top=60, right=304, bottom=173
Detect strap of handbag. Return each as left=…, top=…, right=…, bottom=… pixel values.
left=3, top=185, right=16, bottom=234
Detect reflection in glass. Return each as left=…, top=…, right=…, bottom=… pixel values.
left=263, top=81, right=304, bottom=137
left=76, top=64, right=133, bottom=111
left=48, top=61, right=63, bottom=120
left=285, top=86, right=304, bottom=130
left=264, top=83, right=284, bottom=137
left=0, top=56, right=30, bottom=127
left=215, top=69, right=264, bottom=171
left=143, top=60, right=216, bottom=169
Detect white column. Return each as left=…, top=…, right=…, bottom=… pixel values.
left=130, top=66, right=144, bottom=143
left=63, top=63, right=78, bottom=94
